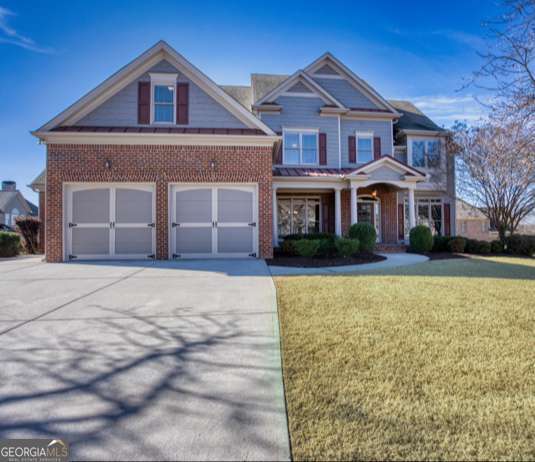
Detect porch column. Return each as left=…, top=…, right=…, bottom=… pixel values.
left=334, top=187, right=342, bottom=236
left=272, top=186, right=278, bottom=247
left=350, top=184, right=358, bottom=225
left=408, top=186, right=416, bottom=229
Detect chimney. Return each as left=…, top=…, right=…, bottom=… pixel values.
left=2, top=181, right=16, bottom=192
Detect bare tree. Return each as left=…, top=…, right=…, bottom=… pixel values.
left=450, top=120, right=535, bottom=242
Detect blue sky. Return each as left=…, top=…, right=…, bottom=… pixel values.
left=0, top=0, right=501, bottom=202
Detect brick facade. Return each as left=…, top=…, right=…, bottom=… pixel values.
left=45, top=143, right=273, bottom=262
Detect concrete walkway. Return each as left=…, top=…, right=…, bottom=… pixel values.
left=268, top=252, right=429, bottom=276
left=0, top=258, right=290, bottom=461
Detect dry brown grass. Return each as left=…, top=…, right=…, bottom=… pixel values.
left=275, top=256, right=535, bottom=461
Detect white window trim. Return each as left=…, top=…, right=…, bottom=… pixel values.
left=149, top=73, right=178, bottom=125
left=356, top=131, right=374, bottom=164
left=282, top=128, right=320, bottom=166
left=408, top=137, right=442, bottom=169
left=404, top=197, right=444, bottom=236
left=277, top=196, right=322, bottom=235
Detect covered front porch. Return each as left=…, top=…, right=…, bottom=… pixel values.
left=272, top=157, right=427, bottom=246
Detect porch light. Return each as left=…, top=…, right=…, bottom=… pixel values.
left=371, top=190, right=377, bottom=198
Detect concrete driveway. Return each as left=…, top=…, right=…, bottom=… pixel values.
left=0, top=257, right=290, bottom=461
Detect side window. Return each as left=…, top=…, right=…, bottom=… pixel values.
left=356, top=134, right=373, bottom=163
left=411, top=139, right=441, bottom=168
left=412, top=141, right=426, bottom=167
left=283, top=130, right=318, bottom=165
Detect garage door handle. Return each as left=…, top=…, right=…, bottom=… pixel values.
left=248, top=222, right=256, bottom=227
left=172, top=222, right=180, bottom=228
left=148, top=223, right=155, bottom=228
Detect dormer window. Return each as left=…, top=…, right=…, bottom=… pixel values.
left=283, top=129, right=318, bottom=165
left=150, top=73, right=177, bottom=124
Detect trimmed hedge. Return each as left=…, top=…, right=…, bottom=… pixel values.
left=294, top=239, right=321, bottom=258
left=490, top=240, right=505, bottom=254
left=335, top=238, right=360, bottom=258
left=506, top=234, right=535, bottom=256
left=281, top=233, right=337, bottom=257
left=448, top=237, right=466, bottom=253
left=409, top=225, right=433, bottom=253
left=348, top=223, right=376, bottom=252
left=0, top=231, right=21, bottom=257
left=432, top=235, right=453, bottom=252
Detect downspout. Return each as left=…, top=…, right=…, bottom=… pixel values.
left=338, top=115, right=342, bottom=169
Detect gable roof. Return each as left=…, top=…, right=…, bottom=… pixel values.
left=389, top=100, right=445, bottom=133
left=304, top=53, right=400, bottom=115
left=346, top=155, right=427, bottom=179
left=220, top=85, right=253, bottom=109
left=34, top=41, right=275, bottom=136
left=254, top=70, right=346, bottom=108
left=251, top=74, right=289, bottom=103
left=0, top=191, right=33, bottom=215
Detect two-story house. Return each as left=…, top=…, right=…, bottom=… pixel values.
left=32, top=41, right=455, bottom=262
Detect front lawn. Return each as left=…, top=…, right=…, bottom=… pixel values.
left=275, top=256, right=535, bottom=461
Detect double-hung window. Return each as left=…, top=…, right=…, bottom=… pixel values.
left=411, top=139, right=441, bottom=168
left=150, top=73, right=177, bottom=124
left=283, top=130, right=318, bottom=165
left=405, top=198, right=443, bottom=237
left=356, top=132, right=374, bottom=163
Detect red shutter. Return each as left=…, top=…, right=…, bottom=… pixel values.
left=138, top=82, right=150, bottom=124
left=444, top=203, right=451, bottom=236
left=373, top=137, right=381, bottom=160
left=176, top=83, right=189, bottom=124
left=319, top=133, right=327, bottom=165
left=348, top=136, right=356, bottom=163
left=398, top=203, right=404, bottom=240
left=273, top=140, right=283, bottom=164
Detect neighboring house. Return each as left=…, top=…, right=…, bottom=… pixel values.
left=456, top=199, right=493, bottom=241
left=0, top=181, right=37, bottom=228
left=29, top=170, right=46, bottom=248
left=32, top=41, right=455, bottom=262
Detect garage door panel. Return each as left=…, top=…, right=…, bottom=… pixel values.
left=175, top=189, right=212, bottom=223
left=116, top=189, right=152, bottom=224
left=71, top=228, right=110, bottom=255
left=176, top=227, right=213, bottom=254
left=115, top=228, right=153, bottom=255
left=72, top=189, right=110, bottom=223
left=217, top=227, right=253, bottom=254
left=217, top=189, right=253, bottom=223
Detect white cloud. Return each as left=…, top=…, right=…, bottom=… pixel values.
left=408, top=95, right=488, bottom=127
left=431, top=29, right=487, bottom=51
left=0, top=6, right=54, bottom=53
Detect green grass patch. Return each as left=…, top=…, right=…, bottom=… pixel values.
left=275, top=256, right=535, bottom=461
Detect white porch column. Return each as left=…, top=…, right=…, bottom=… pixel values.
left=272, top=186, right=279, bottom=246
left=334, top=187, right=342, bottom=236
left=408, top=186, right=416, bottom=229
left=350, top=184, right=358, bottom=225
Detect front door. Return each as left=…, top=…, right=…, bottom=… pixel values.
left=357, top=199, right=381, bottom=242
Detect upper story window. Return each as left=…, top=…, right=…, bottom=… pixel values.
left=356, top=132, right=373, bottom=163
left=150, top=73, right=177, bottom=124
left=283, top=129, right=318, bottom=165
left=411, top=139, right=441, bottom=168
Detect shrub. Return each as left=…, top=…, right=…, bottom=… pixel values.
left=335, top=238, right=360, bottom=258
left=294, top=239, right=321, bottom=258
left=432, top=235, right=453, bottom=252
left=464, top=238, right=479, bottom=254
left=281, top=239, right=297, bottom=256
left=477, top=240, right=492, bottom=254
left=0, top=231, right=21, bottom=257
left=448, top=237, right=466, bottom=253
left=506, top=234, right=535, bottom=256
left=281, top=233, right=337, bottom=257
left=284, top=232, right=333, bottom=241
left=409, top=225, right=433, bottom=253
left=15, top=216, right=40, bottom=254
left=348, top=223, right=376, bottom=252
left=316, top=236, right=337, bottom=258
left=490, top=240, right=505, bottom=254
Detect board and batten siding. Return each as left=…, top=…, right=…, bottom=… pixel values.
left=77, top=60, right=247, bottom=129
left=312, top=77, right=379, bottom=110
left=340, top=119, right=393, bottom=167
left=260, top=96, right=339, bottom=167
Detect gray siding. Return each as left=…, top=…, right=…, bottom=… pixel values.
left=312, top=77, right=379, bottom=109
left=340, top=119, right=393, bottom=167
left=260, top=96, right=339, bottom=168
left=78, top=60, right=247, bottom=128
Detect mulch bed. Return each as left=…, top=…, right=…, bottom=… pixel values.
left=266, top=253, right=386, bottom=268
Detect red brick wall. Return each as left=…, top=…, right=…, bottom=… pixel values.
left=46, top=143, right=273, bottom=262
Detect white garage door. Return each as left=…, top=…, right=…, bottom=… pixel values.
left=65, top=184, right=155, bottom=260
left=170, top=184, right=258, bottom=258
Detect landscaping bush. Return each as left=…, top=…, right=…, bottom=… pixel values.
left=281, top=239, right=297, bottom=256
left=490, top=240, right=505, bottom=254
left=15, top=216, right=40, bottom=254
left=316, top=236, right=337, bottom=258
left=335, top=238, right=360, bottom=258
left=281, top=233, right=336, bottom=257
left=0, top=231, right=21, bottom=257
left=506, top=234, right=535, bottom=257
left=448, top=237, right=466, bottom=253
left=432, top=235, right=453, bottom=252
left=477, top=240, right=492, bottom=254
left=294, top=239, right=321, bottom=258
left=409, top=225, right=433, bottom=253
left=464, top=238, right=479, bottom=254
left=348, top=223, right=376, bottom=252
left=284, top=232, right=333, bottom=241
